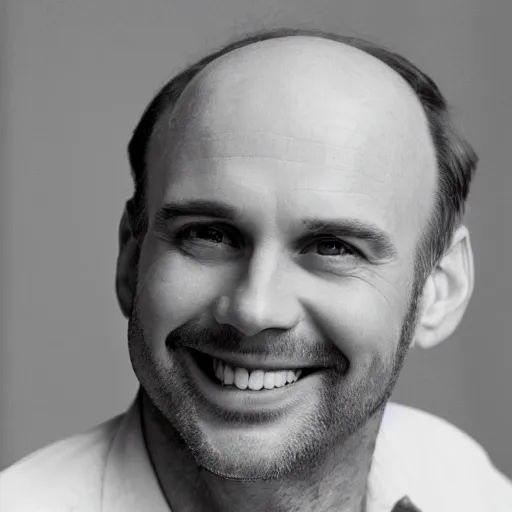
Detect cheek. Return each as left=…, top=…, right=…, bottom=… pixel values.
left=308, top=277, right=408, bottom=365
left=135, top=240, right=226, bottom=346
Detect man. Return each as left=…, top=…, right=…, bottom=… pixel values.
left=1, top=28, right=511, bottom=512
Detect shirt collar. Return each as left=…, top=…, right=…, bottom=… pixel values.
left=366, top=405, right=417, bottom=512
left=102, top=393, right=169, bottom=512
left=102, top=394, right=421, bottom=512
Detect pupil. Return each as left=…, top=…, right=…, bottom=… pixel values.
left=208, top=229, right=222, bottom=242
left=319, top=241, right=340, bottom=255
left=197, top=227, right=222, bottom=242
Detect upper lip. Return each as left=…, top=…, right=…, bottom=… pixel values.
left=188, top=346, right=328, bottom=371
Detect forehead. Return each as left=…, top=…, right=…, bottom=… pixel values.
left=146, top=37, right=437, bottom=251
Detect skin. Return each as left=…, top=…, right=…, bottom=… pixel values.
left=116, top=36, right=474, bottom=511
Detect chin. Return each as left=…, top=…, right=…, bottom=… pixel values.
left=188, top=424, right=328, bottom=481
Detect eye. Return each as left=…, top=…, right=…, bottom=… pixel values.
left=302, top=238, right=359, bottom=257
left=176, top=223, right=239, bottom=248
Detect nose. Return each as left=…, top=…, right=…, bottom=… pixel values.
left=212, top=248, right=302, bottom=337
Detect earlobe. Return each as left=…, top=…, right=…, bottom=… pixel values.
left=413, top=225, right=474, bottom=349
left=115, top=203, right=140, bottom=319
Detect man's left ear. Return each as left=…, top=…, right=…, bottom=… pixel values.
left=413, top=225, right=474, bottom=349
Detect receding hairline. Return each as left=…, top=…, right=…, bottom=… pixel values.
left=149, top=33, right=430, bottom=164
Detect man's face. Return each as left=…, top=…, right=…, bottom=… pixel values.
left=128, top=38, right=437, bottom=480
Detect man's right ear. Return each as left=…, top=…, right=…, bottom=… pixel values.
left=115, top=202, right=140, bottom=319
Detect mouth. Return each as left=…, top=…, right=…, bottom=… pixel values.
left=189, top=348, right=322, bottom=391
left=180, top=346, right=338, bottom=415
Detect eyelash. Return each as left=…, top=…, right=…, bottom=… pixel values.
left=173, top=223, right=362, bottom=258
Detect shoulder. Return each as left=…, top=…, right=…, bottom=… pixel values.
left=382, top=402, right=489, bottom=457
left=0, top=414, right=124, bottom=512
left=380, top=402, right=512, bottom=510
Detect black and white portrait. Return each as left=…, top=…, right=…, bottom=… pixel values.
left=1, top=2, right=511, bottom=511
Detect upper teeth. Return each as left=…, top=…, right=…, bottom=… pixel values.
left=213, top=357, right=302, bottom=390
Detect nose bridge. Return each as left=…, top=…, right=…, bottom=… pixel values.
left=215, top=244, right=301, bottom=336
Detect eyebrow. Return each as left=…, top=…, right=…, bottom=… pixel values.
left=155, top=200, right=237, bottom=224
left=301, top=218, right=397, bottom=259
left=154, top=199, right=398, bottom=260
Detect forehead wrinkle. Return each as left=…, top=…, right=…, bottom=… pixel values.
left=170, top=156, right=389, bottom=190
left=178, top=130, right=363, bottom=147
left=171, top=130, right=409, bottom=172
left=174, top=130, right=389, bottom=159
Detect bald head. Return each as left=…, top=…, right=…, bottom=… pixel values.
left=161, top=36, right=433, bottom=156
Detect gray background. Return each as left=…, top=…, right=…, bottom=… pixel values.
left=1, top=0, right=511, bottom=477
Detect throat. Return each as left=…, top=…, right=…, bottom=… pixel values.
left=191, top=466, right=371, bottom=512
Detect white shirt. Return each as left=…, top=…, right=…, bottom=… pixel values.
left=1, top=394, right=511, bottom=512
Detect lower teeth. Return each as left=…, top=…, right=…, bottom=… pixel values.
left=219, top=381, right=295, bottom=389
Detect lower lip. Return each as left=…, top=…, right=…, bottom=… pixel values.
left=180, top=347, right=330, bottom=414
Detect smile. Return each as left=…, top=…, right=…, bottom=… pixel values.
left=213, top=357, right=302, bottom=390
left=190, top=348, right=321, bottom=391
left=181, top=347, right=332, bottom=413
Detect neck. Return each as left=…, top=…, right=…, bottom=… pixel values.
left=141, top=391, right=384, bottom=512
